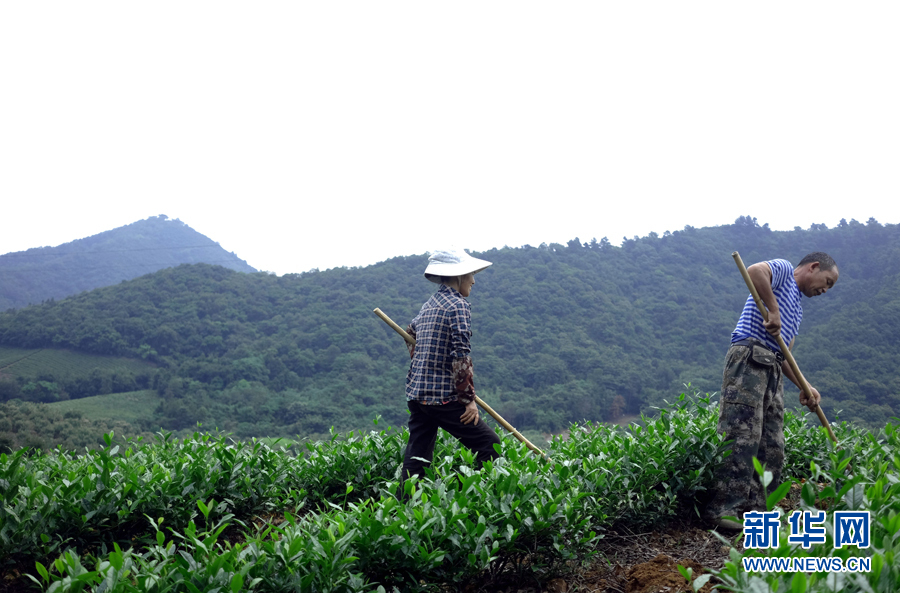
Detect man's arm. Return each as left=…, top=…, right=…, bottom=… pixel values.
left=747, top=262, right=782, bottom=337
left=780, top=337, right=821, bottom=412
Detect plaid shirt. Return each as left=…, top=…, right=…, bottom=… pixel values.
left=405, top=284, right=477, bottom=405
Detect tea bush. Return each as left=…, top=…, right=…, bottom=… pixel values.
left=714, top=419, right=900, bottom=593
left=6, top=391, right=898, bottom=592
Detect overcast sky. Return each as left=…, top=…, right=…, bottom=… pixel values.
left=2, top=2, right=897, bottom=275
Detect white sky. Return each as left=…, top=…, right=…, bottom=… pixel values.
left=1, top=2, right=898, bottom=275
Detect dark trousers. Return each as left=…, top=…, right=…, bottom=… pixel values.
left=400, top=400, right=501, bottom=487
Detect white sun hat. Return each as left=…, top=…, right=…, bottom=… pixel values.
left=423, top=248, right=493, bottom=283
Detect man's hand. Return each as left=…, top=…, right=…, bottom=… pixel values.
left=460, top=400, right=479, bottom=425
left=800, top=386, right=821, bottom=412
left=763, top=309, right=782, bottom=338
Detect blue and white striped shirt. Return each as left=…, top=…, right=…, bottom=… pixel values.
left=731, top=259, right=802, bottom=352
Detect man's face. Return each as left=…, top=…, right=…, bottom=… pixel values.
left=799, top=262, right=839, bottom=298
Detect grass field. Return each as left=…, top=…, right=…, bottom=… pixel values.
left=0, top=346, right=155, bottom=380
left=0, top=346, right=42, bottom=370
left=48, top=389, right=160, bottom=423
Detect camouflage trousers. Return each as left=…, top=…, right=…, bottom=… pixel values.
left=705, top=341, right=785, bottom=520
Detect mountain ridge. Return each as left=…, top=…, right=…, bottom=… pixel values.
left=0, top=215, right=256, bottom=310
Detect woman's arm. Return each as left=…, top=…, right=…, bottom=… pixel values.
left=449, top=302, right=475, bottom=404
left=452, top=357, right=476, bottom=405
left=405, top=323, right=416, bottom=359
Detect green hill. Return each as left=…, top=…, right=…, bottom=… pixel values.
left=0, top=346, right=156, bottom=403
left=48, top=390, right=159, bottom=423
left=0, top=346, right=155, bottom=380
left=0, top=216, right=897, bottom=438
left=0, top=215, right=256, bottom=311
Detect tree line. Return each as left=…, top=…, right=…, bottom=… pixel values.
left=0, top=216, right=896, bottom=442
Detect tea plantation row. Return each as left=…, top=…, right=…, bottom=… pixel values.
left=2, top=394, right=898, bottom=592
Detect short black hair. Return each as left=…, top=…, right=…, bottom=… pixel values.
left=797, top=252, right=837, bottom=271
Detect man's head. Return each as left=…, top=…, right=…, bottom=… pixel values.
left=794, top=252, right=839, bottom=298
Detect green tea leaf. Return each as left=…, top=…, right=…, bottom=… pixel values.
left=752, top=457, right=764, bottom=477
left=766, top=481, right=792, bottom=511
left=801, top=482, right=816, bottom=507
left=35, top=561, right=49, bottom=583
left=790, top=571, right=807, bottom=593
left=692, top=573, right=712, bottom=592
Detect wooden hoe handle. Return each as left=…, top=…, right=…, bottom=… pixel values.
left=732, top=252, right=838, bottom=444
left=373, top=307, right=551, bottom=462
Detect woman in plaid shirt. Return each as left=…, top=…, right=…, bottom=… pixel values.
left=400, top=249, right=501, bottom=491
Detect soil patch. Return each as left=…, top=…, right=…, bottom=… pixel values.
left=564, top=512, right=744, bottom=593
left=625, top=554, right=713, bottom=593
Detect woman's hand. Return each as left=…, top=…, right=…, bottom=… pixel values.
left=460, top=400, right=479, bottom=425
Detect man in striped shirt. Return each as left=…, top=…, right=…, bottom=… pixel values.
left=705, top=253, right=839, bottom=531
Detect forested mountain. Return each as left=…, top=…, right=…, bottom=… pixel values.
left=0, top=215, right=256, bottom=311
left=0, top=216, right=897, bottom=440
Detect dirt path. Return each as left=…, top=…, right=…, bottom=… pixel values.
left=572, top=517, right=739, bottom=592
left=476, top=512, right=743, bottom=593
left=491, top=485, right=808, bottom=593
